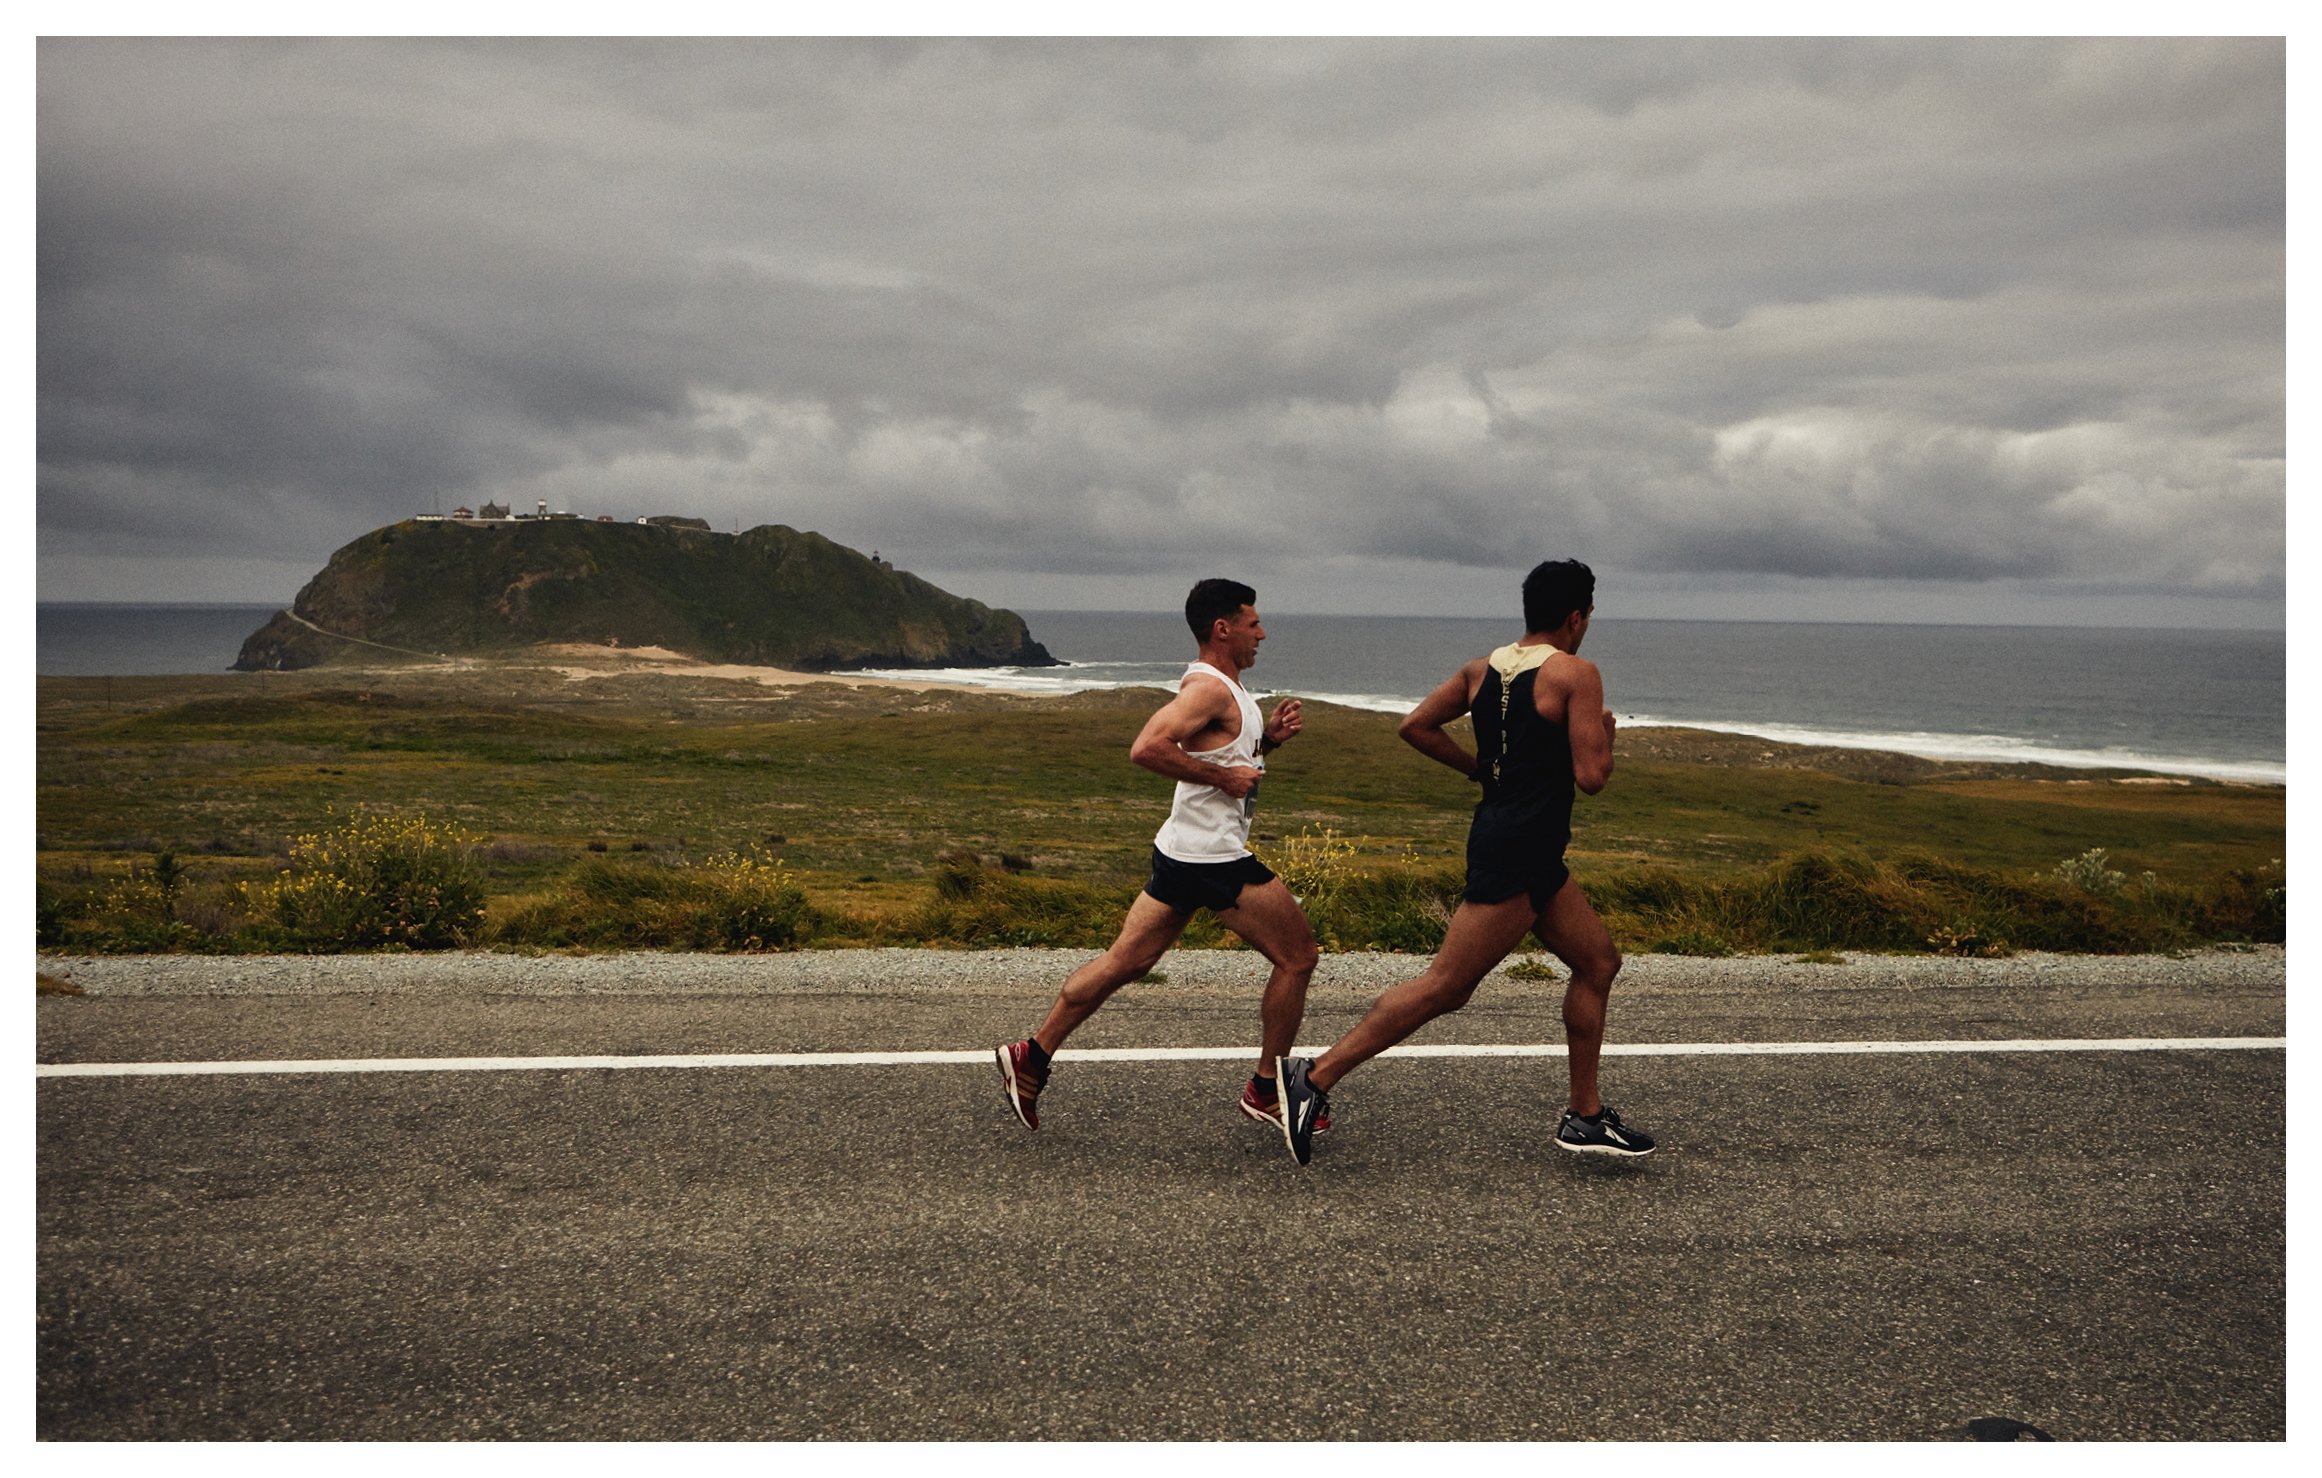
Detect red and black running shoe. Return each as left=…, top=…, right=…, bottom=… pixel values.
left=1239, top=1077, right=1329, bottom=1134
left=994, top=1039, right=1047, bottom=1130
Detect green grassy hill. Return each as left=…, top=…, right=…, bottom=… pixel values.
left=232, top=519, right=1054, bottom=672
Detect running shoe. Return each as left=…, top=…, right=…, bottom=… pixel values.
left=1553, top=1103, right=1655, bottom=1158
left=994, top=1039, right=1046, bottom=1130
left=1275, top=1055, right=1330, bottom=1166
left=1239, top=1078, right=1329, bottom=1134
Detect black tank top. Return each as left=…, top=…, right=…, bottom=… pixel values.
left=1471, top=658, right=1576, bottom=853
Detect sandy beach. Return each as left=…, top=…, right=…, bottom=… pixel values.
left=519, top=642, right=1029, bottom=695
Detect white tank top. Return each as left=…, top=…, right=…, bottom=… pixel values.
left=1152, top=661, right=1265, bottom=863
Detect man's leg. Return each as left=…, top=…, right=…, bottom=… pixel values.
left=1526, top=878, right=1623, bottom=1115
left=1213, top=877, right=1321, bottom=1079
left=1304, top=892, right=1539, bottom=1093
left=998, top=891, right=1191, bottom=1129
left=1033, top=891, right=1192, bottom=1053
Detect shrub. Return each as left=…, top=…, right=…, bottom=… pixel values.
left=1596, top=866, right=1738, bottom=951
left=242, top=812, right=485, bottom=950
left=2188, top=863, right=2286, bottom=943
left=90, top=851, right=196, bottom=951
left=1261, top=826, right=1359, bottom=915
left=680, top=846, right=817, bottom=950
left=1739, top=851, right=1924, bottom=950
left=487, top=848, right=819, bottom=951
left=1256, top=827, right=1461, bottom=951
left=930, top=850, right=988, bottom=903
left=2053, top=847, right=2127, bottom=895
left=572, top=856, right=696, bottom=909
left=36, top=883, right=77, bottom=948
left=909, top=860, right=1124, bottom=947
left=1336, top=869, right=1457, bottom=952
left=1582, top=847, right=2282, bottom=957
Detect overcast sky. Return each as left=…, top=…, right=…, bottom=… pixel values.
left=35, top=36, right=2285, bottom=625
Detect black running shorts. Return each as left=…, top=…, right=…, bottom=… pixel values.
left=1144, top=847, right=1276, bottom=915
left=1462, top=813, right=1571, bottom=911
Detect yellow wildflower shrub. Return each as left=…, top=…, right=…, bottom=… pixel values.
left=241, top=810, right=485, bottom=950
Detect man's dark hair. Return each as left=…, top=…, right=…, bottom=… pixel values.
left=1185, top=578, right=1257, bottom=641
left=1522, top=559, right=1595, bottom=633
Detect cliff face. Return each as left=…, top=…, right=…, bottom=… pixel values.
left=233, top=520, right=1056, bottom=672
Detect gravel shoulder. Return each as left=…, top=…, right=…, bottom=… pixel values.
left=35, top=943, right=2287, bottom=1000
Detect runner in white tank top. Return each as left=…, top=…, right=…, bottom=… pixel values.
left=1153, top=660, right=1265, bottom=863
left=993, top=579, right=1323, bottom=1139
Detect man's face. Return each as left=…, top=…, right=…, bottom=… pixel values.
left=1217, top=605, right=1265, bottom=667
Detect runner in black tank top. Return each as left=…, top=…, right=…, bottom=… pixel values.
left=1271, top=558, right=1657, bottom=1166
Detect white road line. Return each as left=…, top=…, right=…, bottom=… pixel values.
left=33, top=1036, right=2286, bottom=1080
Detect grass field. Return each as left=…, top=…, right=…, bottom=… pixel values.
left=35, top=660, right=2286, bottom=956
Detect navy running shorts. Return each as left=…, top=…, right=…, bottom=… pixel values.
left=1461, top=834, right=1571, bottom=911
left=1144, top=847, right=1276, bottom=916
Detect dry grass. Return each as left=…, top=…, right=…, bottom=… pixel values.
left=36, top=664, right=2285, bottom=955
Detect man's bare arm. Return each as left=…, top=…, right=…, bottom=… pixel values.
left=1559, top=658, right=1615, bottom=794
left=1128, top=678, right=1262, bottom=798
left=1397, top=664, right=1483, bottom=778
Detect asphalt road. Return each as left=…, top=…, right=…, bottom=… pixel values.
left=37, top=952, right=2285, bottom=1440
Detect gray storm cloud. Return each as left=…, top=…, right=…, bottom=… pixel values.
left=37, top=37, right=2282, bottom=618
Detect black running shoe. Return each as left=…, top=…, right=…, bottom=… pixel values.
left=1275, top=1055, right=1329, bottom=1166
left=1554, top=1103, right=1655, bottom=1158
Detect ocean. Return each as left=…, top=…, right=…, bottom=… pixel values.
left=36, top=603, right=2286, bottom=784
left=37, top=603, right=290, bottom=680
left=878, top=611, right=2287, bottom=785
